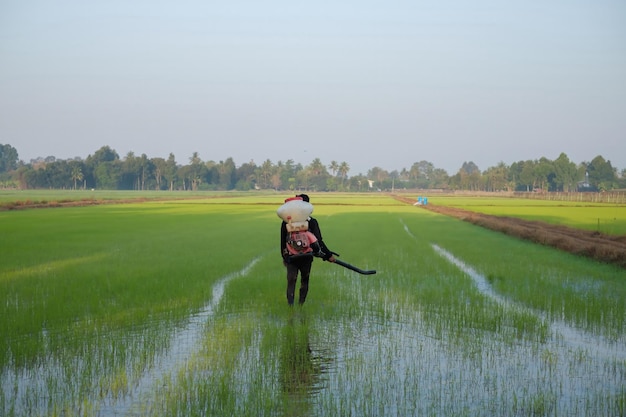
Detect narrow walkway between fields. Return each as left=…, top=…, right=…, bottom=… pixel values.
left=100, top=257, right=261, bottom=416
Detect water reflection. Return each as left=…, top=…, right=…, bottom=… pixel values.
left=1, top=258, right=261, bottom=417
left=279, top=314, right=332, bottom=416
left=432, top=243, right=626, bottom=360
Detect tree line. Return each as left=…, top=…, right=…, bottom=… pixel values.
left=0, top=143, right=624, bottom=192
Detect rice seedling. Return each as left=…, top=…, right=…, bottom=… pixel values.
left=1, top=193, right=624, bottom=416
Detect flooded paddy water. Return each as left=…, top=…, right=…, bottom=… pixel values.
left=2, top=200, right=625, bottom=416
left=3, top=251, right=624, bottom=416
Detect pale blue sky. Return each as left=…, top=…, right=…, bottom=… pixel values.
left=1, top=0, right=625, bottom=175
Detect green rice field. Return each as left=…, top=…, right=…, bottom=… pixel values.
left=426, top=195, right=626, bottom=235
left=1, top=192, right=624, bottom=416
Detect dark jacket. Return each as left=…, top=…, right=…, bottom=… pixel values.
left=281, top=217, right=333, bottom=261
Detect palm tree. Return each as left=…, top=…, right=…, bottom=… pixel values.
left=189, top=152, right=202, bottom=166
left=329, top=160, right=339, bottom=177
left=151, top=157, right=166, bottom=190
left=189, top=152, right=204, bottom=190
left=165, top=153, right=177, bottom=191
left=71, top=165, right=83, bottom=190
left=308, top=158, right=326, bottom=176
left=338, top=161, right=350, bottom=186
left=259, top=159, right=273, bottom=189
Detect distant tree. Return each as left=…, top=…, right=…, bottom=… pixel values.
left=519, top=161, right=536, bottom=191
left=484, top=162, right=509, bottom=191
left=70, top=162, right=84, bottom=190
left=121, top=152, right=140, bottom=190
left=188, top=152, right=206, bottom=190
left=553, top=153, right=578, bottom=192
left=85, top=146, right=120, bottom=189
left=0, top=144, right=19, bottom=173
left=460, top=161, right=480, bottom=175
left=13, top=165, right=29, bottom=189
left=257, top=159, right=273, bottom=189
left=218, top=157, right=237, bottom=190
left=533, top=157, right=555, bottom=191
left=587, top=155, right=617, bottom=191
left=164, top=153, right=177, bottom=190
left=430, top=168, right=449, bottom=189
left=235, top=160, right=257, bottom=190
left=152, top=157, right=167, bottom=190
left=138, top=154, right=152, bottom=190
left=278, top=159, right=300, bottom=191
left=306, top=158, right=329, bottom=191
left=6, top=142, right=625, bottom=192
left=308, top=158, right=326, bottom=176
left=348, top=173, right=368, bottom=191
left=23, top=166, right=46, bottom=188
left=329, top=160, right=339, bottom=177
left=389, top=170, right=400, bottom=190
left=271, top=168, right=282, bottom=190
left=367, top=167, right=389, bottom=190
left=94, top=161, right=121, bottom=189
left=177, top=165, right=192, bottom=190
left=338, top=161, right=350, bottom=188
left=457, top=161, right=481, bottom=190
left=87, top=146, right=119, bottom=165
left=409, top=160, right=434, bottom=188
left=118, top=152, right=152, bottom=190
left=326, top=160, right=339, bottom=190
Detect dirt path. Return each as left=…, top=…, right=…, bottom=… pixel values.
left=392, top=195, right=626, bottom=269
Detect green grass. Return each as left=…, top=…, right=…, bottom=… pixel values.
left=1, top=193, right=624, bottom=416
left=1, top=201, right=274, bottom=366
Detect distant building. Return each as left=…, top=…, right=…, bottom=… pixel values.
left=577, top=171, right=595, bottom=192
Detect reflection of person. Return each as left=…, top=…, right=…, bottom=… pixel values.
left=279, top=318, right=326, bottom=413
left=280, top=194, right=335, bottom=306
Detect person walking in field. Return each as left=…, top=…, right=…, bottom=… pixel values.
left=278, top=194, right=335, bottom=306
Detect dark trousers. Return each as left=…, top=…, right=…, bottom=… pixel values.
left=285, top=256, right=313, bottom=305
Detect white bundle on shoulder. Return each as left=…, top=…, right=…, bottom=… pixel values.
left=277, top=197, right=313, bottom=232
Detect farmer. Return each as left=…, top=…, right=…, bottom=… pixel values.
left=279, top=194, right=335, bottom=306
